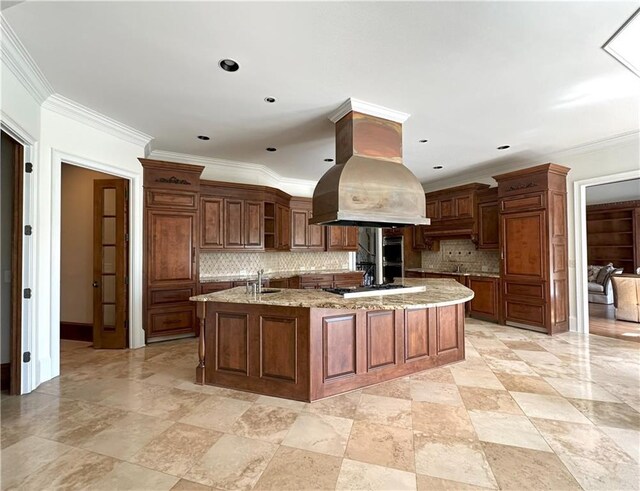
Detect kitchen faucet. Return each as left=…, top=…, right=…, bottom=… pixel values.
left=454, top=263, right=463, bottom=273
left=257, top=269, right=264, bottom=294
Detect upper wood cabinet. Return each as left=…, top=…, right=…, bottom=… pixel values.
left=494, top=163, right=570, bottom=335
left=326, top=226, right=358, bottom=251
left=425, top=183, right=488, bottom=224
left=264, top=200, right=291, bottom=251
left=200, top=196, right=224, bottom=249
left=476, top=187, right=499, bottom=250
left=290, top=197, right=325, bottom=251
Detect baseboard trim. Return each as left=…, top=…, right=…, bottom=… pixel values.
left=1, top=363, right=10, bottom=391
left=60, top=322, right=93, bottom=342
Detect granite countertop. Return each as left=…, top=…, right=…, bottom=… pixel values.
left=405, top=268, right=500, bottom=279
left=200, top=269, right=359, bottom=283
left=190, top=278, right=474, bottom=310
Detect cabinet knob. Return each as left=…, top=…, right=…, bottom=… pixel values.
left=92, top=281, right=99, bottom=288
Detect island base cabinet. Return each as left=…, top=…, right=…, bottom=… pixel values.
left=200, top=302, right=465, bottom=402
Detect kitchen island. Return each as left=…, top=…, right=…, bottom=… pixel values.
left=190, top=278, right=473, bottom=401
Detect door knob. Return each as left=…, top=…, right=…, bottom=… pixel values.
left=92, top=281, right=99, bottom=288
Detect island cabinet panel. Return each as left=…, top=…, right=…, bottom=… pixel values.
left=366, top=311, right=397, bottom=370
left=259, top=316, right=297, bottom=382
left=404, top=308, right=434, bottom=361
left=215, top=312, right=249, bottom=375
left=322, top=314, right=358, bottom=381
left=436, top=306, right=461, bottom=353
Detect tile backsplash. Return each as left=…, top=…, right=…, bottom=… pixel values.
left=200, top=251, right=351, bottom=277
left=421, top=239, right=499, bottom=273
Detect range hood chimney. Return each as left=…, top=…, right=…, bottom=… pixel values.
left=310, top=99, right=430, bottom=228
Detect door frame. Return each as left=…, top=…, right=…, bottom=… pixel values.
left=573, top=168, right=640, bottom=334
left=51, top=151, right=145, bottom=365
left=1, top=114, right=36, bottom=395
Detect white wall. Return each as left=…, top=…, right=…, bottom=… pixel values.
left=422, top=133, right=640, bottom=331
left=586, top=177, right=640, bottom=205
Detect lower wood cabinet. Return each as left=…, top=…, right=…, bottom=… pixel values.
left=467, top=276, right=500, bottom=322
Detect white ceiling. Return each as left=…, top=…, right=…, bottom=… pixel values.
left=4, top=1, right=639, bottom=182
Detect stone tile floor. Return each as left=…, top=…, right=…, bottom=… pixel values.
left=1, top=319, right=639, bottom=490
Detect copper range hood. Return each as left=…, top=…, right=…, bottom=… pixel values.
left=310, top=99, right=430, bottom=228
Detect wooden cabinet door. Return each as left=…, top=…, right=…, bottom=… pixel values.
left=276, top=204, right=290, bottom=250
left=291, top=209, right=308, bottom=249
left=326, top=226, right=344, bottom=250
left=425, top=200, right=439, bottom=220
left=412, top=226, right=426, bottom=249
left=344, top=227, right=358, bottom=251
left=200, top=197, right=224, bottom=249
left=456, top=195, right=473, bottom=218
left=147, top=210, right=197, bottom=285
left=244, top=200, right=264, bottom=249
left=308, top=222, right=325, bottom=250
left=468, top=277, right=499, bottom=322
left=224, top=199, right=244, bottom=248
left=501, top=210, right=546, bottom=280
left=478, top=201, right=499, bottom=249
left=440, top=198, right=456, bottom=219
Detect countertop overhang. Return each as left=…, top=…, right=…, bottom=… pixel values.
left=190, top=278, right=473, bottom=310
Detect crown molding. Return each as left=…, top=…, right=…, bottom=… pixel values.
left=329, top=98, right=411, bottom=124
left=0, top=14, right=54, bottom=104
left=421, top=130, right=640, bottom=191
left=42, top=94, right=153, bottom=148
left=147, top=149, right=318, bottom=190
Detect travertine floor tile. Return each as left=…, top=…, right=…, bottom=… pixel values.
left=171, top=479, right=213, bottom=491
left=362, top=378, right=412, bottom=400
left=304, top=391, right=362, bottom=419
left=510, top=392, right=593, bottom=424
left=599, top=425, right=640, bottom=464
left=468, top=410, right=551, bottom=452
left=413, top=435, right=497, bottom=489
left=336, top=458, right=417, bottom=490
left=481, top=442, right=581, bottom=490
left=410, top=367, right=455, bottom=384
left=131, top=422, right=222, bottom=477
left=256, top=395, right=307, bottom=411
left=90, top=461, right=179, bottom=490
left=450, top=367, right=505, bottom=390
left=459, top=386, right=523, bottom=414
left=254, top=446, right=342, bottom=490
left=231, top=403, right=299, bottom=444
left=355, top=394, right=412, bottom=429
left=184, top=433, right=277, bottom=490
left=557, top=452, right=640, bottom=491
left=494, top=373, right=558, bottom=395
left=416, top=474, right=492, bottom=490
left=543, top=377, right=621, bottom=402
left=502, top=341, right=547, bottom=351
left=410, top=380, right=463, bottom=406
left=282, top=412, right=353, bottom=457
left=568, top=398, right=640, bottom=430
left=412, top=402, right=476, bottom=440
left=345, top=420, right=415, bottom=472
left=179, top=395, right=252, bottom=431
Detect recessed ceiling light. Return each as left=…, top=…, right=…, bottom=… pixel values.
left=433, top=165, right=443, bottom=170
left=197, top=135, right=210, bottom=141
left=266, top=147, right=277, bottom=152
left=419, top=139, right=428, bottom=143
left=324, top=158, right=334, bottom=162
left=497, top=145, right=510, bottom=150
left=219, top=59, right=239, bottom=72
left=264, top=97, right=276, bottom=103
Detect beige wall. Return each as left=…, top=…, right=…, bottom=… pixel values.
left=60, top=164, right=116, bottom=324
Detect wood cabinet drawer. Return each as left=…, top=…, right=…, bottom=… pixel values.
left=200, top=282, right=234, bottom=294
left=501, top=193, right=545, bottom=212
left=146, top=190, right=197, bottom=209
left=503, top=281, right=545, bottom=300
left=148, top=306, right=196, bottom=336
left=268, top=278, right=290, bottom=289
left=504, top=300, right=545, bottom=328
left=300, top=274, right=333, bottom=283
left=149, top=287, right=195, bottom=306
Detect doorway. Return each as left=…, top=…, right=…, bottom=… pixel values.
left=60, top=164, right=129, bottom=349
left=1, top=130, right=24, bottom=395
left=581, top=177, right=640, bottom=341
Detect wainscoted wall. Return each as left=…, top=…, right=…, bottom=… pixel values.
left=200, top=251, right=351, bottom=278
left=421, top=239, right=499, bottom=273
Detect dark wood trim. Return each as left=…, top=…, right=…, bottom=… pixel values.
left=9, top=133, right=24, bottom=395
left=60, top=322, right=94, bottom=342
left=1, top=363, right=9, bottom=391
left=587, top=200, right=640, bottom=211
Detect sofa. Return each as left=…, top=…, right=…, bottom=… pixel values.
left=587, top=264, right=623, bottom=304
left=612, top=275, right=640, bottom=323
